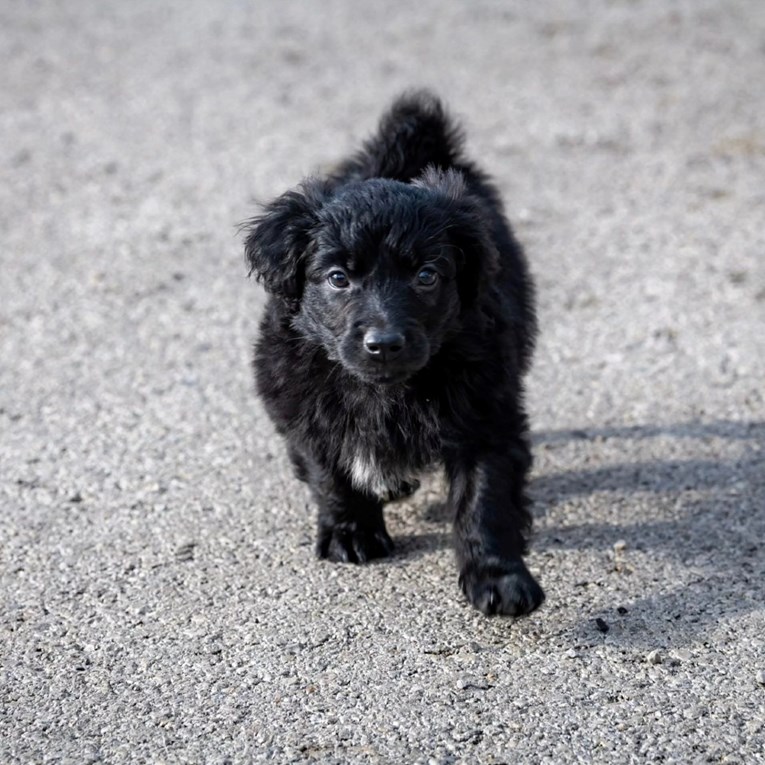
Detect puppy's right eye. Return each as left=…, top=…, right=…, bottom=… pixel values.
left=328, top=271, right=350, bottom=289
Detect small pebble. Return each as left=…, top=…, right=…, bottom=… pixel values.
left=613, top=540, right=627, bottom=553
left=594, top=617, right=609, bottom=633
left=617, top=606, right=629, bottom=615
left=756, top=670, right=765, bottom=686
left=175, top=542, right=196, bottom=562
left=457, top=676, right=488, bottom=691
left=647, top=650, right=663, bottom=665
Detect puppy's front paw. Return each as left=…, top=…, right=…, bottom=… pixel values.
left=317, top=521, right=394, bottom=564
left=459, top=558, right=544, bottom=616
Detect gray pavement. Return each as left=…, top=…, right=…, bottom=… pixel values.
left=1, top=1, right=764, bottom=762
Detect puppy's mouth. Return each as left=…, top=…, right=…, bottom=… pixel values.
left=337, top=331, right=431, bottom=386
left=352, top=366, right=418, bottom=386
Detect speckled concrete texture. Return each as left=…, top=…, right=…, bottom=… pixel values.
left=1, top=1, right=764, bottom=763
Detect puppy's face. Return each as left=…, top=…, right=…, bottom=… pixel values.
left=295, top=182, right=462, bottom=385
left=245, top=172, right=496, bottom=385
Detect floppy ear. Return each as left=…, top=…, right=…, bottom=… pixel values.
left=414, top=167, right=500, bottom=308
left=243, top=179, right=331, bottom=307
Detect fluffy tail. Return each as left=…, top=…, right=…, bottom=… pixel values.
left=334, top=90, right=465, bottom=183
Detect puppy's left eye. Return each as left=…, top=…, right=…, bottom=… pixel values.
left=328, top=271, right=350, bottom=289
left=416, top=267, right=439, bottom=287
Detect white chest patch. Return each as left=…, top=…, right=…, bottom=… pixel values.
left=350, top=452, right=391, bottom=497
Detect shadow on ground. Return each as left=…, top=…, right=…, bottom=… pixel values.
left=530, top=420, right=764, bottom=646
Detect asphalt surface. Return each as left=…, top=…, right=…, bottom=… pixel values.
left=1, top=1, right=764, bottom=763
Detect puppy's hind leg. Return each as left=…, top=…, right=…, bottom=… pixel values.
left=305, top=458, right=394, bottom=564
left=447, top=440, right=544, bottom=616
left=286, top=443, right=310, bottom=483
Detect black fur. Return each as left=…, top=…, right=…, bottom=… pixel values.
left=243, top=91, right=544, bottom=616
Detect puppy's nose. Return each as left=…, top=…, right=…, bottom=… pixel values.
left=364, top=329, right=405, bottom=360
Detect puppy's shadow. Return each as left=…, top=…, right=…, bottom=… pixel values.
left=530, top=419, right=764, bottom=646
left=422, top=500, right=454, bottom=524
left=391, top=530, right=451, bottom=561
left=388, top=501, right=453, bottom=561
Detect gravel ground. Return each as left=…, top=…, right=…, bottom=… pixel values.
left=1, top=1, right=764, bottom=763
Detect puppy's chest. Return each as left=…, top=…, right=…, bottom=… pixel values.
left=338, top=396, right=441, bottom=498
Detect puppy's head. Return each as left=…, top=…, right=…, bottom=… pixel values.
left=245, top=169, right=497, bottom=385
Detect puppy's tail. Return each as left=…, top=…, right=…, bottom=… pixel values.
left=335, top=89, right=465, bottom=183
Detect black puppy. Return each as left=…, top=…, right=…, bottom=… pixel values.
left=244, top=91, right=544, bottom=616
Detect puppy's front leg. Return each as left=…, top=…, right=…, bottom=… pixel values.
left=448, top=446, right=544, bottom=616
left=308, top=461, right=394, bottom=564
